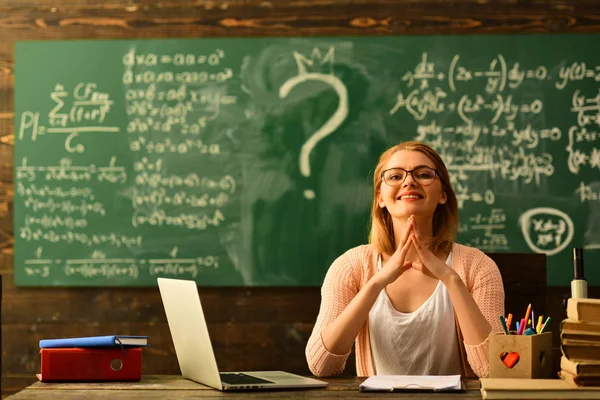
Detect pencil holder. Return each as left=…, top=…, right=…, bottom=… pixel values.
left=489, top=332, right=553, bottom=379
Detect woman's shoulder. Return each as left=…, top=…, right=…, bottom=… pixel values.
left=452, top=242, right=487, bottom=259
left=327, top=244, right=375, bottom=280
left=451, top=243, right=504, bottom=297
left=342, top=243, right=374, bottom=259
left=452, top=243, right=499, bottom=273
left=334, top=244, right=374, bottom=268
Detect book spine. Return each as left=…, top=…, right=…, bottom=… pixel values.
left=40, top=336, right=114, bottom=348
left=39, top=347, right=142, bottom=382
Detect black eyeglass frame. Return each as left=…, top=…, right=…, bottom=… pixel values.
left=380, top=166, right=445, bottom=187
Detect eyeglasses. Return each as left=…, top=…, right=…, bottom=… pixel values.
left=381, top=166, right=440, bottom=187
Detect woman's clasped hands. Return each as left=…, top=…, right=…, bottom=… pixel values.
left=375, top=215, right=454, bottom=288
left=408, top=216, right=454, bottom=283
left=373, top=215, right=415, bottom=288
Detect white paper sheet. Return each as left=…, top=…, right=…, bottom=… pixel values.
left=360, top=375, right=462, bottom=392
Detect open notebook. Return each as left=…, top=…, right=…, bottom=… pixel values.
left=359, top=375, right=462, bottom=392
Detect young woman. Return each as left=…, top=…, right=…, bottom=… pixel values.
left=306, top=141, right=504, bottom=378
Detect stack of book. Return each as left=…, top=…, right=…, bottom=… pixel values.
left=37, top=335, right=148, bottom=382
left=560, top=298, right=600, bottom=387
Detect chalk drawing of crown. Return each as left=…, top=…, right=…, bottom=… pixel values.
left=293, top=47, right=335, bottom=76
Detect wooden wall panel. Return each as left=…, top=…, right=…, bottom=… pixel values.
left=1, top=0, right=599, bottom=397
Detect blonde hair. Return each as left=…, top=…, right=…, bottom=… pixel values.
left=369, top=141, right=458, bottom=256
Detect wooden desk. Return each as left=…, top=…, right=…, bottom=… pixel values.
left=5, top=375, right=482, bottom=399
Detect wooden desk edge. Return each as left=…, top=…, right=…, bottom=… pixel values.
left=21, top=375, right=482, bottom=392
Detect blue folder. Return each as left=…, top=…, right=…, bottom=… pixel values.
left=39, top=335, right=148, bottom=348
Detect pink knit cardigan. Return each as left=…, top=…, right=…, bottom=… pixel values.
left=305, top=243, right=505, bottom=378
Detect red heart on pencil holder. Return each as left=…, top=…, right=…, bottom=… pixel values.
left=499, top=352, right=520, bottom=368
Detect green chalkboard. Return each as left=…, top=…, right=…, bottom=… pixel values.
left=14, top=34, right=600, bottom=287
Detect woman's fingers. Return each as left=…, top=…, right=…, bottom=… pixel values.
left=379, top=240, right=413, bottom=286
left=411, top=232, right=433, bottom=265
left=399, top=216, right=414, bottom=246
left=412, top=217, right=421, bottom=234
left=395, top=215, right=414, bottom=257
left=388, top=236, right=412, bottom=278
left=410, top=233, right=430, bottom=268
left=411, top=261, right=433, bottom=278
left=412, top=261, right=434, bottom=279
left=398, top=235, right=413, bottom=259
left=410, top=218, right=422, bottom=242
left=411, top=261, right=423, bottom=271
left=410, top=233, right=422, bottom=252
left=404, top=234, right=413, bottom=249
left=384, top=215, right=418, bottom=285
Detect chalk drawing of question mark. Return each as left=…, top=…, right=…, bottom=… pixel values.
left=279, top=49, right=348, bottom=200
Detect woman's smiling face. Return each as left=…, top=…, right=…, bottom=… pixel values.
left=377, top=150, right=447, bottom=220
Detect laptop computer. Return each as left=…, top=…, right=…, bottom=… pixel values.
left=157, top=277, right=329, bottom=390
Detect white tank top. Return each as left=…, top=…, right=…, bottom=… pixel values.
left=368, top=253, right=462, bottom=375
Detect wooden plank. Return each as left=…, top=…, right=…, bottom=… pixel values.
left=1, top=294, right=320, bottom=323
left=6, top=390, right=350, bottom=399
left=0, top=64, right=12, bottom=153
left=0, top=0, right=593, bottom=15
left=4, top=388, right=482, bottom=399
left=1, top=293, right=320, bottom=322
left=1, top=321, right=316, bottom=373
left=0, top=0, right=246, bottom=7
left=1, top=321, right=315, bottom=348
left=0, top=0, right=587, bottom=6
left=0, top=271, right=321, bottom=322
left=0, top=251, right=13, bottom=273
left=0, top=1, right=596, bottom=45
left=0, top=184, right=12, bottom=244
left=3, top=376, right=480, bottom=399
left=27, top=375, right=212, bottom=390
left=2, top=374, right=39, bottom=398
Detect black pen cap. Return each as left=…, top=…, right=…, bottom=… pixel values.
left=573, top=248, right=585, bottom=280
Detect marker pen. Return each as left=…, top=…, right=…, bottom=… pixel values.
left=571, top=248, right=588, bottom=299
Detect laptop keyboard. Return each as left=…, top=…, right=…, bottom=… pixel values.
left=220, top=373, right=274, bottom=385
